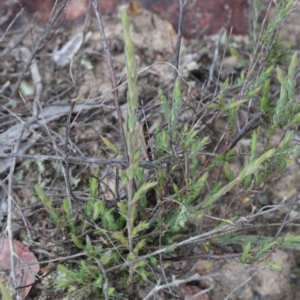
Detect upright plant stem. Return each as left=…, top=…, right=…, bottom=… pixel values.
left=122, top=8, right=140, bottom=280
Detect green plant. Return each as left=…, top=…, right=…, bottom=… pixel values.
left=0, top=282, right=13, bottom=300
left=33, top=1, right=300, bottom=299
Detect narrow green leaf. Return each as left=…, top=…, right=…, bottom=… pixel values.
left=0, top=282, right=13, bottom=300
left=133, top=259, right=146, bottom=268
left=225, top=149, right=236, bottom=160
left=282, top=130, right=293, bottom=149
left=132, top=150, right=140, bottom=165
left=85, top=235, right=93, bottom=251
left=117, top=202, right=128, bottom=220
left=200, top=177, right=240, bottom=209
left=134, top=239, right=146, bottom=254
left=138, top=268, right=148, bottom=281
left=150, top=256, right=157, bottom=265
left=248, top=86, right=262, bottom=97
left=229, top=47, right=243, bottom=60
left=240, top=242, right=252, bottom=263
left=132, top=181, right=157, bottom=203
left=265, top=65, right=274, bottom=75
left=291, top=113, right=300, bottom=125
left=132, top=221, right=149, bottom=236
left=108, top=287, right=115, bottom=296
left=283, top=0, right=294, bottom=14
left=243, top=242, right=251, bottom=256
left=225, top=99, right=248, bottom=110
left=86, top=199, right=94, bottom=218
left=71, top=234, right=85, bottom=249
left=63, top=199, right=72, bottom=221
left=250, top=130, right=258, bottom=162
left=57, top=264, right=75, bottom=276
left=165, top=243, right=178, bottom=253
left=113, top=231, right=128, bottom=247
left=127, top=165, right=136, bottom=178
left=269, top=262, right=282, bottom=271
left=239, top=149, right=276, bottom=178
left=220, top=77, right=229, bottom=92
left=159, top=88, right=171, bottom=121
left=173, top=78, right=181, bottom=108
left=284, top=235, right=300, bottom=243
left=256, top=241, right=277, bottom=257
left=100, top=250, right=112, bottom=265
left=93, top=201, right=103, bottom=220
left=206, top=103, right=220, bottom=109
left=288, top=52, right=297, bottom=78
left=120, top=169, right=129, bottom=186
left=223, top=162, right=234, bottom=181
left=89, top=175, right=98, bottom=198
left=173, top=183, right=179, bottom=194
left=35, top=184, right=51, bottom=207
left=103, top=208, right=116, bottom=230
left=276, top=66, right=285, bottom=85
left=100, top=136, right=121, bottom=155
left=127, top=253, right=136, bottom=261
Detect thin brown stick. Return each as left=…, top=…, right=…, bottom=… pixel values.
left=226, top=113, right=263, bottom=152
left=0, top=153, right=176, bottom=170
left=144, top=274, right=214, bottom=300
left=0, top=8, right=25, bottom=42
left=273, top=187, right=300, bottom=241
left=173, top=0, right=186, bottom=80
left=63, top=0, right=92, bottom=209
left=163, top=250, right=274, bottom=262
left=92, top=0, right=128, bottom=162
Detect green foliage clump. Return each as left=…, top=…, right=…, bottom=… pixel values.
left=34, top=1, right=300, bottom=298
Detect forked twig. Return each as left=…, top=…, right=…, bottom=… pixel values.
left=144, top=273, right=213, bottom=300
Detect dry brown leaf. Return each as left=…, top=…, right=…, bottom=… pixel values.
left=0, top=236, right=40, bottom=299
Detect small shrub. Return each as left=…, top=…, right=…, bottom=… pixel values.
left=34, top=1, right=300, bottom=298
